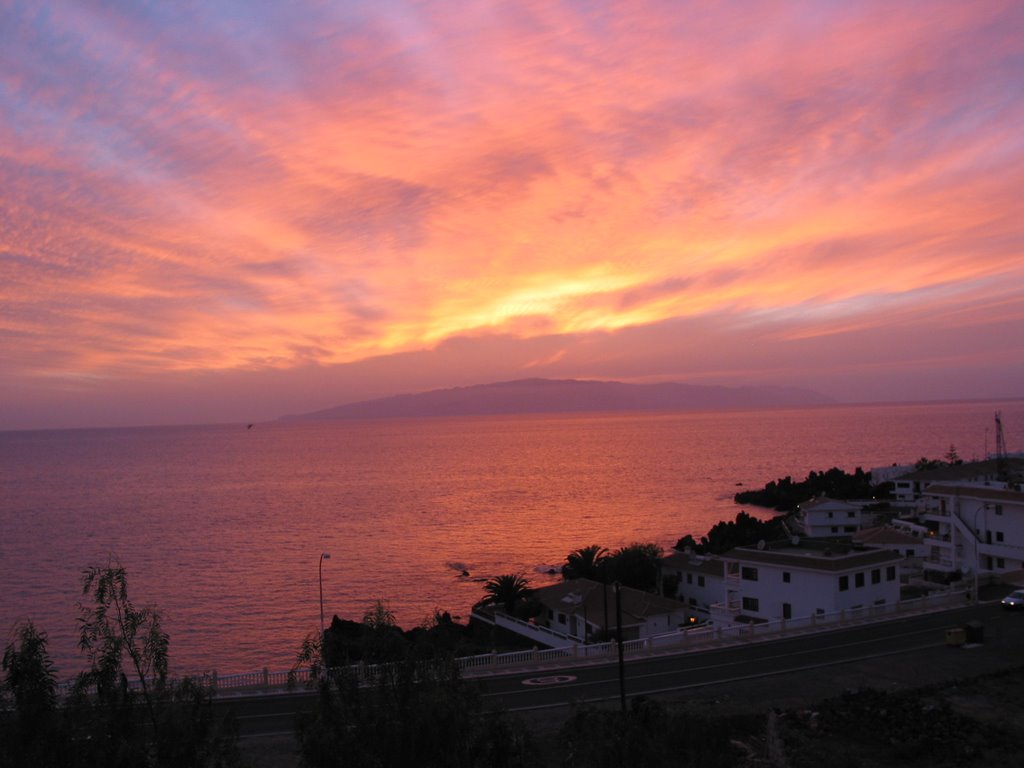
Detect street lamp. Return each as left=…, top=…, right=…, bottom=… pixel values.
left=319, top=552, right=331, bottom=641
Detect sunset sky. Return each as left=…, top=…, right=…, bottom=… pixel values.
left=2, top=1, right=1023, bottom=430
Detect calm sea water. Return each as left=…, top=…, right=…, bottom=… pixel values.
left=1, top=400, right=1021, bottom=677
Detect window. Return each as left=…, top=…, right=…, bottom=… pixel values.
left=855, top=572, right=865, bottom=588
left=839, top=575, right=849, bottom=591
left=686, top=573, right=693, bottom=584
left=827, top=511, right=834, bottom=519
left=548, top=609, right=554, bottom=619
left=782, top=602, right=792, bottom=619
left=997, top=558, right=1006, bottom=568
left=742, top=597, right=759, bottom=612
left=557, top=613, right=566, bottom=624
left=688, top=597, right=697, bottom=606
left=871, top=569, right=881, bottom=584
left=697, top=575, right=705, bottom=587
left=996, top=531, right=1005, bottom=543
left=831, top=527, right=839, bottom=534
left=782, top=571, right=791, bottom=583
left=996, top=504, right=1004, bottom=516
left=848, top=510, right=856, bottom=518
left=741, top=566, right=758, bottom=581
left=886, top=566, right=896, bottom=581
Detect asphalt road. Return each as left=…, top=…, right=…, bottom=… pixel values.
left=225, top=601, right=1024, bottom=738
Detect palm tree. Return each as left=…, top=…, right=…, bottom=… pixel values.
left=562, top=545, right=609, bottom=581
left=480, top=574, right=532, bottom=614
left=605, top=542, right=662, bottom=592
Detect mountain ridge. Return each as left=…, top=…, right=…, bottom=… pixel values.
left=279, top=378, right=834, bottom=421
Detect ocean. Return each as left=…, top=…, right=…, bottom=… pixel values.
left=1, top=400, right=1021, bottom=678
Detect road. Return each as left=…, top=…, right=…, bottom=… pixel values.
left=224, top=601, right=1024, bottom=738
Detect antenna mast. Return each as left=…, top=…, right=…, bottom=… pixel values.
left=995, top=411, right=1008, bottom=459
left=995, top=411, right=1009, bottom=481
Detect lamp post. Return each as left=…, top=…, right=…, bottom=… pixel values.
left=319, top=552, right=331, bottom=641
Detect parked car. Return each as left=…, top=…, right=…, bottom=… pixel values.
left=1001, top=589, right=1024, bottom=609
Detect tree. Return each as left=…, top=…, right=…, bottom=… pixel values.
left=70, top=563, right=243, bottom=768
left=1, top=622, right=72, bottom=767
left=295, top=658, right=537, bottom=767
left=734, top=466, right=880, bottom=510
left=291, top=629, right=326, bottom=685
left=604, top=543, right=662, bottom=592
left=562, top=545, right=609, bottom=581
left=361, top=599, right=407, bottom=662
left=2, top=622, right=57, bottom=726
left=362, top=599, right=397, bottom=630
left=75, top=563, right=169, bottom=735
left=560, top=697, right=738, bottom=768
left=479, top=574, right=532, bottom=614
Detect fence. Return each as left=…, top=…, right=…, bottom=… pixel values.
left=57, top=589, right=968, bottom=697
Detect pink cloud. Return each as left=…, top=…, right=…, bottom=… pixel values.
left=2, top=0, right=1023, bottom=427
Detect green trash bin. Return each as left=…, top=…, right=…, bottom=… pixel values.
left=965, top=621, right=984, bottom=644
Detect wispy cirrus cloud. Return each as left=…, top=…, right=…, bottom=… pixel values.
left=1, top=0, right=1023, bottom=427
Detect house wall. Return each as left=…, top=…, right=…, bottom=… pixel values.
left=671, top=568, right=727, bottom=619
left=727, top=559, right=900, bottom=621
left=894, top=479, right=921, bottom=502
left=803, top=512, right=862, bottom=537
left=924, top=490, right=1024, bottom=575
left=539, top=600, right=690, bottom=642
left=800, top=500, right=866, bottom=537
left=640, top=607, right=691, bottom=635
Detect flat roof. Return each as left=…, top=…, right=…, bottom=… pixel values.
left=661, top=551, right=726, bottom=576
left=924, top=484, right=1024, bottom=504
left=799, top=496, right=861, bottom=511
left=723, top=543, right=901, bottom=572
left=534, top=578, right=687, bottom=630
left=854, top=526, right=924, bottom=546
left=897, top=458, right=1024, bottom=483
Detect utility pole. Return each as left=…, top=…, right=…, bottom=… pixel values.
left=615, top=581, right=626, bottom=713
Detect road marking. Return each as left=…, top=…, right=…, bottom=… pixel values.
left=493, top=642, right=946, bottom=711
left=521, top=674, right=577, bottom=686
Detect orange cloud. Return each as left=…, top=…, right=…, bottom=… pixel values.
left=2, top=0, right=1023, bottom=427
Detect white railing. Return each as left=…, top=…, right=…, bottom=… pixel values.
left=492, top=612, right=579, bottom=648
left=56, top=590, right=970, bottom=697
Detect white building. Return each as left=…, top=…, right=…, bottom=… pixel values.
left=919, top=483, right=1024, bottom=584
left=892, top=458, right=1024, bottom=504
left=712, top=540, right=902, bottom=625
left=527, top=578, right=690, bottom=643
left=661, top=551, right=726, bottom=622
left=853, top=524, right=929, bottom=560
left=871, top=464, right=916, bottom=486
left=796, top=496, right=870, bottom=537
left=853, top=525, right=928, bottom=580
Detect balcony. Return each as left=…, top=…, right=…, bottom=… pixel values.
left=923, top=556, right=958, bottom=572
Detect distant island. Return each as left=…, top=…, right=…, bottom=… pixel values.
left=279, top=378, right=833, bottom=421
